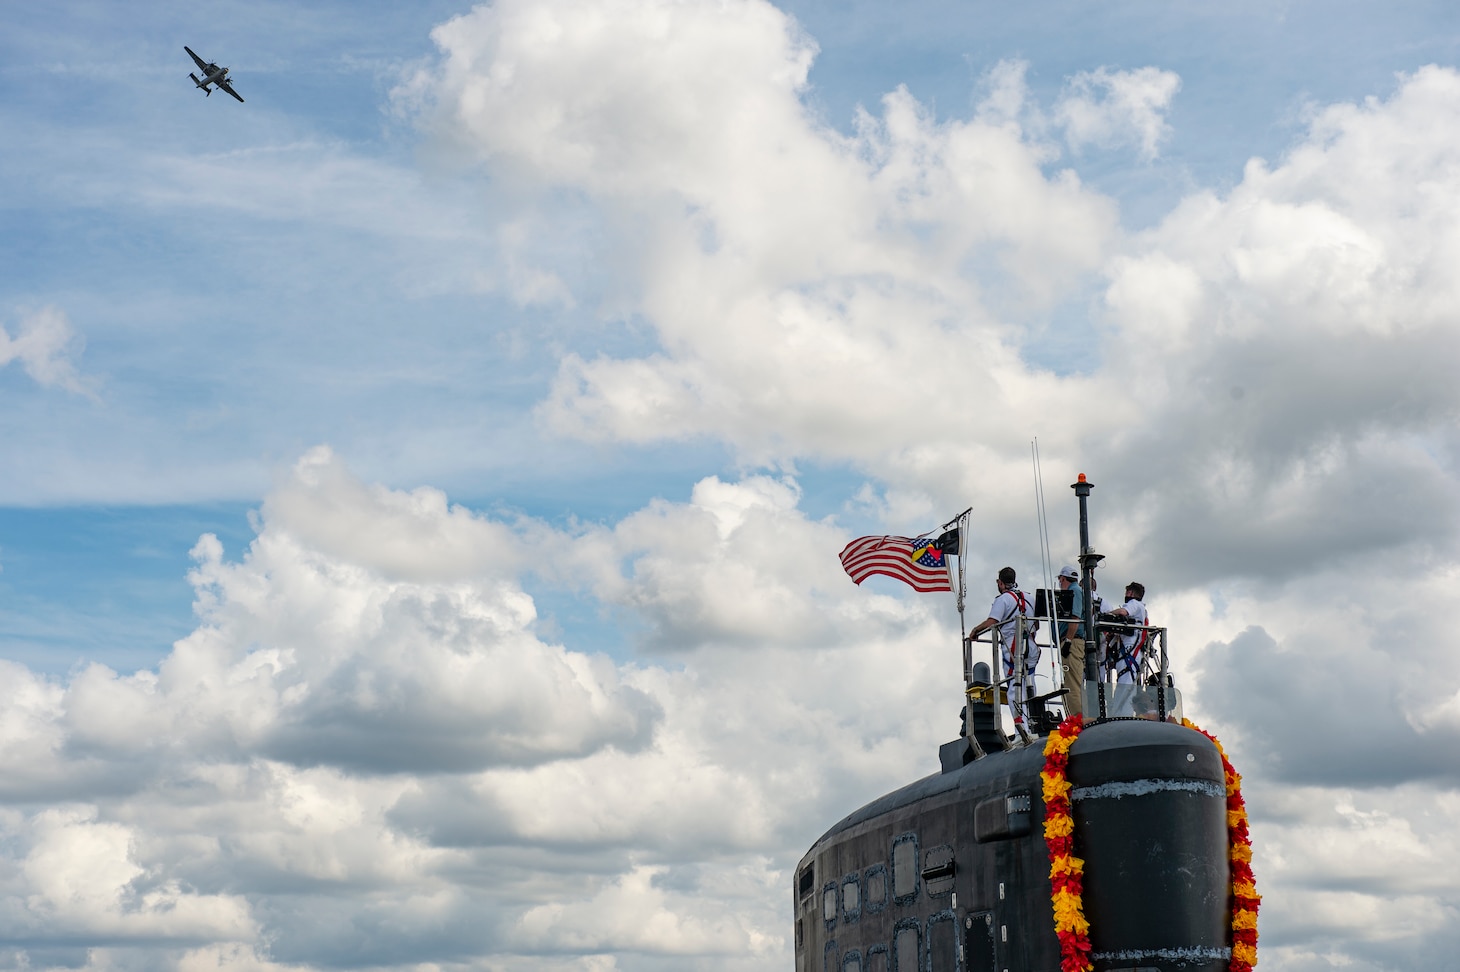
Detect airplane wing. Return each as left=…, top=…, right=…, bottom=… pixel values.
left=216, top=78, right=244, bottom=103
left=184, top=46, right=210, bottom=71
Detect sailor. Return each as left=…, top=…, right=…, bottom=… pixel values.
left=1105, top=581, right=1149, bottom=683
left=967, top=567, right=1040, bottom=726
left=1056, top=565, right=1086, bottom=719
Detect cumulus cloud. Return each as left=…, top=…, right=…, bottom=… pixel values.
left=401, top=14, right=1460, bottom=968
left=413, top=0, right=822, bottom=201
left=182, top=448, right=659, bottom=774
left=8, top=1, right=1460, bottom=970
left=432, top=12, right=1460, bottom=590
left=3, top=441, right=1460, bottom=969
left=409, top=0, right=1118, bottom=489
left=411, top=0, right=1460, bottom=608
left=1240, top=783, right=1460, bottom=971
left=258, top=445, right=523, bottom=582
left=1186, top=564, right=1460, bottom=789
left=1053, top=66, right=1181, bottom=160
left=1095, top=66, right=1460, bottom=588
left=0, top=453, right=974, bottom=970
left=530, top=473, right=864, bottom=650
left=0, top=446, right=665, bottom=795
left=513, top=862, right=782, bottom=957
left=6, top=806, right=255, bottom=943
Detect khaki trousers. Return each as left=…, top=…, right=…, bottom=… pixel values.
left=1060, top=637, right=1086, bottom=720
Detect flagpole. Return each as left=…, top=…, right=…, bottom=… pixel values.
left=956, top=511, right=985, bottom=758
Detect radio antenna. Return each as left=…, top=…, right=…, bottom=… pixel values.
left=1031, top=440, right=1059, bottom=690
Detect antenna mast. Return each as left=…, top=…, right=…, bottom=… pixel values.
left=1071, top=473, right=1106, bottom=720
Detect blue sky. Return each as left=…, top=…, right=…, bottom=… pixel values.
left=6, top=0, right=1458, bottom=670
left=4, top=1, right=1460, bottom=970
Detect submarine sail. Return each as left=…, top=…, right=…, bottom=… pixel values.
left=794, top=475, right=1257, bottom=972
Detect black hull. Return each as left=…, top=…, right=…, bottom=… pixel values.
left=795, top=720, right=1231, bottom=972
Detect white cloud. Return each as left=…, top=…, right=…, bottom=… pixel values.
left=3, top=445, right=1460, bottom=969
left=0, top=449, right=661, bottom=791
left=0, top=453, right=970, bottom=969
left=414, top=0, right=823, bottom=203
left=7, top=2, right=1460, bottom=969
left=259, top=445, right=523, bottom=583
left=410, top=4, right=1119, bottom=483
left=399, top=21, right=1460, bottom=967
left=513, top=863, right=781, bottom=956
left=178, top=449, right=660, bottom=774
left=5, top=805, right=255, bottom=943
left=1053, top=66, right=1181, bottom=160
left=540, top=472, right=868, bottom=650
left=0, top=306, right=95, bottom=397
left=410, top=0, right=1460, bottom=604
left=1091, top=67, right=1460, bottom=588
left=174, top=945, right=312, bottom=972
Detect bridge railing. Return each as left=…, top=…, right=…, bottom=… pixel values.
left=964, top=617, right=1182, bottom=751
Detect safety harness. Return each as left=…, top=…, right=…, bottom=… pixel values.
left=1000, top=588, right=1039, bottom=666
left=1110, top=612, right=1149, bottom=681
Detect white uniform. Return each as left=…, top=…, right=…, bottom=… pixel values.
left=988, top=588, right=1041, bottom=714
left=1112, top=597, right=1148, bottom=683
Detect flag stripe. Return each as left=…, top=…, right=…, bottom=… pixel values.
left=839, top=536, right=952, bottom=593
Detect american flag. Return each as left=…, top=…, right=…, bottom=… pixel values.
left=838, top=535, right=953, bottom=593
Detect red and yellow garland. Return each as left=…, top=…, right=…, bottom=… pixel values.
left=1040, top=715, right=1260, bottom=972
left=1041, top=715, right=1093, bottom=972
left=1183, top=718, right=1262, bottom=972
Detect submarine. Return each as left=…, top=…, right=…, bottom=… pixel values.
left=794, top=475, right=1257, bottom=972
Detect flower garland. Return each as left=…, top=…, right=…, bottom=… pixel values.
left=1041, top=714, right=1092, bottom=972
left=1041, top=715, right=1261, bottom=972
left=1183, top=719, right=1262, bottom=972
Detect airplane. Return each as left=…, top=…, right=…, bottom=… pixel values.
left=185, top=46, right=244, bottom=103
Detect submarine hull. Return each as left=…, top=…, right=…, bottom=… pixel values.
left=794, top=720, right=1231, bottom=972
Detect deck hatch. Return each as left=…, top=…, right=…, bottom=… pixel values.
left=928, top=909, right=958, bottom=970
left=965, top=912, right=995, bottom=972
left=892, top=919, right=920, bottom=972
left=920, top=844, right=955, bottom=896
left=891, top=833, right=920, bottom=903
left=842, top=873, right=861, bottom=922
left=864, top=863, right=888, bottom=913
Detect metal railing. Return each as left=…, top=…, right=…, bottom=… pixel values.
left=963, top=615, right=1178, bottom=753
left=1091, top=618, right=1173, bottom=721
left=964, top=618, right=1038, bottom=748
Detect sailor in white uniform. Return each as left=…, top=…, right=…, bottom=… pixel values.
left=968, top=566, right=1041, bottom=727
left=1106, top=581, right=1149, bottom=683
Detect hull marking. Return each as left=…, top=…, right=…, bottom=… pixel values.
left=1071, top=778, right=1224, bottom=801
